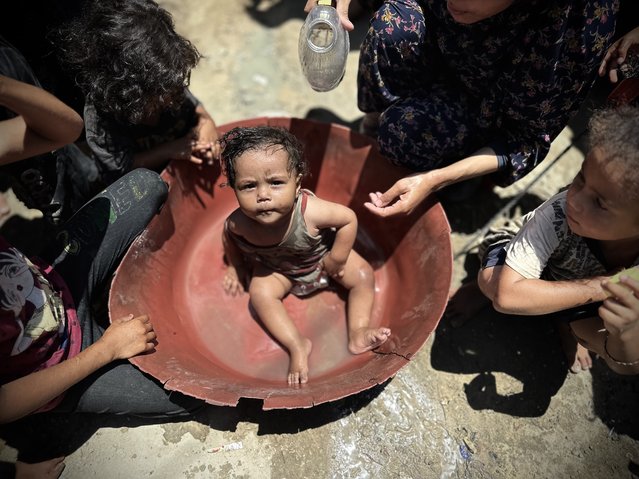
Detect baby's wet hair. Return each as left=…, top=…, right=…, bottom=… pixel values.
left=588, top=105, right=639, bottom=197
left=220, top=126, right=309, bottom=188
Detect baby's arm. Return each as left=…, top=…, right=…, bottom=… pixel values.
left=492, top=265, right=608, bottom=315
left=222, top=214, right=249, bottom=296
left=305, top=196, right=357, bottom=278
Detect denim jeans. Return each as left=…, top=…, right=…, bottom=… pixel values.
left=41, top=168, right=201, bottom=416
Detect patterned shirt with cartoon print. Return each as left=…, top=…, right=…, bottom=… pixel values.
left=0, top=236, right=81, bottom=411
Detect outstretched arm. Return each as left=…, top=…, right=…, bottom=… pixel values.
left=365, top=147, right=498, bottom=217
left=0, top=75, right=83, bottom=166
left=0, top=314, right=155, bottom=423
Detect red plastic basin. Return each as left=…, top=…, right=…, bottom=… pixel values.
left=109, top=117, right=452, bottom=409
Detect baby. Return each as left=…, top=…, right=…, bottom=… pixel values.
left=220, top=126, right=391, bottom=384
left=476, top=105, right=639, bottom=374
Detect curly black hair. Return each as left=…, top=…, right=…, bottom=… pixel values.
left=588, top=105, right=639, bottom=197
left=57, top=0, right=201, bottom=125
left=220, top=126, right=309, bottom=188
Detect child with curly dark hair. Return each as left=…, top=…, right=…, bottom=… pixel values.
left=474, top=105, right=639, bottom=375
left=57, top=0, right=219, bottom=189
left=220, top=126, right=391, bottom=384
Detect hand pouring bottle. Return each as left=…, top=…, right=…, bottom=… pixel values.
left=298, top=0, right=349, bottom=92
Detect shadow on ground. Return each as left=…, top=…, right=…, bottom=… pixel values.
left=0, top=380, right=388, bottom=462
left=431, top=305, right=568, bottom=418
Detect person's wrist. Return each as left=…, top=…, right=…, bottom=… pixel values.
left=88, top=336, right=118, bottom=364
left=604, top=331, right=639, bottom=366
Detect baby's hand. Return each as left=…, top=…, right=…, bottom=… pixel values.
left=223, top=267, right=245, bottom=296
left=322, top=253, right=346, bottom=279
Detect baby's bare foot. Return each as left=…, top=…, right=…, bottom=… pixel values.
left=349, top=327, right=391, bottom=354
left=288, top=338, right=312, bottom=385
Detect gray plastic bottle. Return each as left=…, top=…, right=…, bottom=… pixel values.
left=298, top=0, right=350, bottom=92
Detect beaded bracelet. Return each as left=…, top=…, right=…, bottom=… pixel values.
left=604, top=332, right=639, bottom=367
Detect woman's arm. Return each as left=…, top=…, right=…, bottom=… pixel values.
left=0, top=314, right=155, bottom=423
left=0, top=75, right=83, bottom=165
left=365, top=147, right=498, bottom=217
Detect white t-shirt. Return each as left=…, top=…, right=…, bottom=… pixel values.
left=504, top=190, right=639, bottom=280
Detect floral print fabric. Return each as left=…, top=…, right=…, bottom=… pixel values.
left=357, top=0, right=618, bottom=186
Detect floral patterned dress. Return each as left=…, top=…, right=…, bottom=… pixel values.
left=357, top=0, right=618, bottom=186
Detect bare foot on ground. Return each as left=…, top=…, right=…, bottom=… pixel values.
left=445, top=281, right=491, bottom=327
left=557, top=321, right=593, bottom=373
left=288, top=337, right=312, bottom=385
left=16, top=457, right=66, bottom=479
left=348, top=327, right=391, bottom=354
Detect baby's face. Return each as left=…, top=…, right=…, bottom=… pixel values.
left=566, top=147, right=639, bottom=242
left=233, top=147, right=300, bottom=227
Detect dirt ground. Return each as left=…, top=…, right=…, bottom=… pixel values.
left=1, top=1, right=639, bottom=478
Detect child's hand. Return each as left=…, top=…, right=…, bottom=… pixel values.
left=168, top=133, right=204, bottom=165
left=598, top=26, right=639, bottom=83
left=192, top=112, right=219, bottom=165
left=192, top=139, right=221, bottom=165
left=223, top=266, right=245, bottom=296
left=97, top=314, right=156, bottom=361
left=322, top=253, right=346, bottom=278
left=599, top=276, right=639, bottom=336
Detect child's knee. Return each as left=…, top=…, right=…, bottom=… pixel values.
left=354, top=261, right=375, bottom=287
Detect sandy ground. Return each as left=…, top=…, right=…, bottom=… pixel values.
left=1, top=1, right=639, bottom=478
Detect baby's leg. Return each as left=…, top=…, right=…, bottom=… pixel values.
left=335, top=251, right=390, bottom=354
left=249, top=268, right=312, bottom=384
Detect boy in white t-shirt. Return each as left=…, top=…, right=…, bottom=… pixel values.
left=475, top=106, right=639, bottom=375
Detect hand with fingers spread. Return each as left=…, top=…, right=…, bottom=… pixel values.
left=304, top=0, right=354, bottom=31
left=598, top=26, right=639, bottom=83
left=364, top=172, right=435, bottom=217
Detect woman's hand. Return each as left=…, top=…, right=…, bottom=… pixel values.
left=304, top=0, right=354, bottom=31
left=598, top=26, right=639, bottom=83
left=97, top=314, right=156, bottom=361
left=364, top=172, right=435, bottom=217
